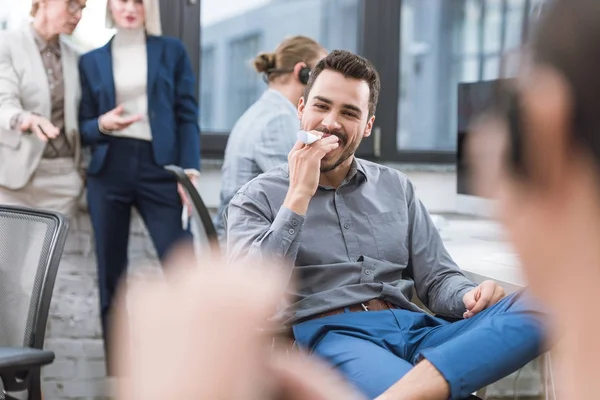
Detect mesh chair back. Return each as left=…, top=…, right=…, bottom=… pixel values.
left=0, top=206, right=68, bottom=350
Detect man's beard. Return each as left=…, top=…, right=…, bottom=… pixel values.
left=320, top=139, right=361, bottom=173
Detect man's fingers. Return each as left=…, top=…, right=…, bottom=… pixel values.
left=466, top=283, right=496, bottom=317
left=491, top=286, right=506, bottom=305
left=291, top=140, right=307, bottom=152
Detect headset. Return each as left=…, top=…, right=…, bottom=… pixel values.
left=265, top=65, right=311, bottom=85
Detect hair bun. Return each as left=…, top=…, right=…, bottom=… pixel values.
left=253, top=52, right=277, bottom=73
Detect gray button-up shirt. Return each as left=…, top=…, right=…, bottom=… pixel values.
left=227, top=158, right=477, bottom=325
left=215, top=89, right=299, bottom=241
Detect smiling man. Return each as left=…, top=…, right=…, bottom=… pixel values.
left=226, top=50, right=546, bottom=400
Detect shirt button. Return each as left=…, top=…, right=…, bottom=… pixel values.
left=291, top=220, right=298, bottom=226
left=344, top=223, right=350, bottom=229
left=288, top=228, right=295, bottom=235
left=364, top=270, right=371, bottom=275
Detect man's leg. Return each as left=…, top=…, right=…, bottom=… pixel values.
left=310, top=331, right=414, bottom=399
left=383, top=291, right=546, bottom=399
left=293, top=311, right=415, bottom=399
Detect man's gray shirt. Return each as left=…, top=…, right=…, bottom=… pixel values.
left=227, top=158, right=477, bottom=325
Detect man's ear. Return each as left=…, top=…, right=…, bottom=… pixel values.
left=363, top=115, right=376, bottom=138
left=521, top=66, right=573, bottom=191
left=297, top=96, right=306, bottom=121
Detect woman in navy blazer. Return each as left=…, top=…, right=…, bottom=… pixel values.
left=78, top=0, right=200, bottom=372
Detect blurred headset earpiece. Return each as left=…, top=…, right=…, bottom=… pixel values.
left=265, top=66, right=311, bottom=85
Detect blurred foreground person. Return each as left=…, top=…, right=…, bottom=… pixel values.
left=112, top=247, right=365, bottom=400
left=469, top=0, right=600, bottom=398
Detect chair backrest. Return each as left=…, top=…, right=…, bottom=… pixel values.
left=164, top=166, right=221, bottom=254
left=0, top=206, right=68, bottom=350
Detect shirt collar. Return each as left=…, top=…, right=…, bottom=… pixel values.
left=30, top=24, right=61, bottom=57
left=342, top=158, right=368, bottom=185
left=282, top=157, right=368, bottom=188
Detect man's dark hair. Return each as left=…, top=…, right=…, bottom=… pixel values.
left=303, top=50, right=381, bottom=117
left=532, top=0, right=600, bottom=164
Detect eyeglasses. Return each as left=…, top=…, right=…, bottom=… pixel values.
left=43, top=0, right=85, bottom=14
left=65, top=0, right=86, bottom=14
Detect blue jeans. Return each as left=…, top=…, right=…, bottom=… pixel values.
left=293, top=291, right=546, bottom=399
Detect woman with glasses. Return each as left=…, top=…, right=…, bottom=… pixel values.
left=0, top=0, right=86, bottom=217
left=78, top=0, right=200, bottom=374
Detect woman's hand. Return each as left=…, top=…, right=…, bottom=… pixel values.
left=98, top=105, right=142, bottom=133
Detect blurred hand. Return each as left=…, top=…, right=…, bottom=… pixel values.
left=20, top=114, right=59, bottom=141
left=462, top=280, right=506, bottom=319
left=99, top=105, right=142, bottom=132
left=283, top=132, right=339, bottom=215
left=113, top=248, right=363, bottom=400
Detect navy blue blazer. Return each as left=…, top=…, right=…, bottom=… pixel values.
left=78, top=35, right=200, bottom=175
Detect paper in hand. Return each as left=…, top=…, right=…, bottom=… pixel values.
left=297, top=130, right=320, bottom=145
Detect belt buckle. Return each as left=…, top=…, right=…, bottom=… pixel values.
left=361, top=303, right=369, bottom=311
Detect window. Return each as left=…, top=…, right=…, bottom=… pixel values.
left=200, top=0, right=361, bottom=134
left=199, top=0, right=544, bottom=161
left=227, top=33, right=262, bottom=129
left=199, top=46, right=216, bottom=130
left=397, top=0, right=532, bottom=152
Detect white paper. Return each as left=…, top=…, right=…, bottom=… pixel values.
left=297, top=130, right=320, bottom=145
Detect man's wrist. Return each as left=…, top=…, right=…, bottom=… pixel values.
left=283, top=189, right=312, bottom=216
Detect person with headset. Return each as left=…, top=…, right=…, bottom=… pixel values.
left=214, top=36, right=327, bottom=242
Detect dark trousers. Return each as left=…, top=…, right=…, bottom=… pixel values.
left=87, top=137, right=191, bottom=373
left=293, top=291, right=546, bottom=399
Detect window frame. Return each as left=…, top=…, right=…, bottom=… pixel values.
left=197, top=0, right=539, bottom=163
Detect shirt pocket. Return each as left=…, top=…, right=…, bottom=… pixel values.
left=0, top=129, right=21, bottom=149
left=366, top=210, right=409, bottom=264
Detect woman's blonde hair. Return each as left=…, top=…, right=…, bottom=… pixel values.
left=254, top=35, right=325, bottom=82
left=105, top=0, right=162, bottom=36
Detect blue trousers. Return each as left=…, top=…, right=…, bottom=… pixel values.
left=87, top=137, right=191, bottom=370
left=293, top=291, right=545, bottom=399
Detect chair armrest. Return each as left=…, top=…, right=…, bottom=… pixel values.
left=0, top=347, right=54, bottom=373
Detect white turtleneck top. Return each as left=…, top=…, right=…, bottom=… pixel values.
left=111, top=28, right=152, bottom=141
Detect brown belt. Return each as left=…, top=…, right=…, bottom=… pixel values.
left=303, top=299, right=398, bottom=323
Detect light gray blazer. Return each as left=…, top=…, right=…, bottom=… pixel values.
left=0, top=25, right=81, bottom=190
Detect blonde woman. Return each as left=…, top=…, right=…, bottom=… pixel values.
left=78, top=0, right=200, bottom=373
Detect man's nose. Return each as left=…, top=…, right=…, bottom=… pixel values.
left=322, top=113, right=341, bottom=130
